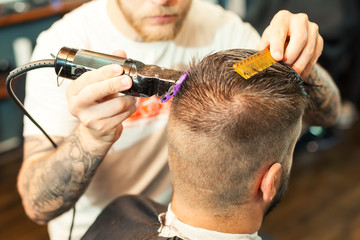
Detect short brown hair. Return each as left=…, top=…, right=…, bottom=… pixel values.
left=168, top=49, right=310, bottom=212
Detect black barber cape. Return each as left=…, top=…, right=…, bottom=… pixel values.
left=81, top=195, right=183, bottom=240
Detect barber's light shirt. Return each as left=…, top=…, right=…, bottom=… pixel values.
left=158, top=204, right=262, bottom=240
left=24, top=0, right=260, bottom=239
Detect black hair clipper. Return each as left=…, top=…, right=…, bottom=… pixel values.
left=55, top=47, right=182, bottom=98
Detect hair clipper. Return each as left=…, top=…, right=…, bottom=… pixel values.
left=55, top=47, right=182, bottom=98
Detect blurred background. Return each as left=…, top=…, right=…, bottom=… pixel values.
left=0, top=0, right=359, bottom=239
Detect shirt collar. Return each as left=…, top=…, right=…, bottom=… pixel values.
left=158, top=204, right=262, bottom=240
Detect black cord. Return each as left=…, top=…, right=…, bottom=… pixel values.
left=6, top=59, right=57, bottom=148
left=68, top=206, right=76, bottom=240
left=5, top=59, right=76, bottom=239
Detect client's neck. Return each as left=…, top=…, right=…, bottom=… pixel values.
left=170, top=194, right=264, bottom=234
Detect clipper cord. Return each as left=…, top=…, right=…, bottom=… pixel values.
left=5, top=59, right=57, bottom=148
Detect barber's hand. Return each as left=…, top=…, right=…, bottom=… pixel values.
left=257, top=10, right=323, bottom=79
left=66, top=50, right=137, bottom=144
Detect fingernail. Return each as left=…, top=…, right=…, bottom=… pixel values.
left=272, top=51, right=282, bottom=60
left=257, top=42, right=266, bottom=50
left=120, top=76, right=132, bottom=88
left=112, top=64, right=123, bottom=73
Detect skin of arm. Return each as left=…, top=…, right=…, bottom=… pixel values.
left=18, top=61, right=137, bottom=224
left=302, top=64, right=341, bottom=127
left=19, top=128, right=105, bottom=224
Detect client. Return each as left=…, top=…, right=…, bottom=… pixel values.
left=81, top=48, right=311, bottom=240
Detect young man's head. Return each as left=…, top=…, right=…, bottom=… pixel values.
left=167, top=49, right=310, bottom=232
left=115, top=0, right=192, bottom=42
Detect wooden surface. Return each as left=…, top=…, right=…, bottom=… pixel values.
left=1, top=119, right=360, bottom=239
left=0, top=74, right=8, bottom=99
left=0, top=0, right=89, bottom=28
left=260, top=120, right=360, bottom=240
left=0, top=148, right=48, bottom=240
left=0, top=0, right=89, bottom=100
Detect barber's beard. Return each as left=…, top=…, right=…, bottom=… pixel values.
left=264, top=174, right=290, bottom=217
left=119, top=3, right=191, bottom=42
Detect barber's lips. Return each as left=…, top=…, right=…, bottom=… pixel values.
left=147, top=14, right=177, bottom=24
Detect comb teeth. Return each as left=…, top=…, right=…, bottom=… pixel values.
left=233, top=48, right=276, bottom=79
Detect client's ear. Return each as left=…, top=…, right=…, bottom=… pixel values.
left=260, top=163, right=283, bottom=203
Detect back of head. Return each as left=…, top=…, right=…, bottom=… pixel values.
left=168, top=49, right=309, bottom=214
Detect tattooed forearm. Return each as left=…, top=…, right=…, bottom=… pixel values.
left=19, top=126, right=106, bottom=224
left=303, top=64, right=341, bottom=127
left=23, top=135, right=64, bottom=160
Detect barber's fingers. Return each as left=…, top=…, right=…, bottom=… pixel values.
left=281, top=13, right=310, bottom=65
left=81, top=94, right=137, bottom=121
left=77, top=96, right=137, bottom=130
left=256, top=26, right=272, bottom=54
left=68, top=90, right=137, bottom=139
left=257, top=10, right=292, bottom=60
left=257, top=10, right=323, bottom=76
left=78, top=100, right=137, bottom=143
left=112, top=49, right=127, bottom=58
left=293, top=26, right=323, bottom=78
left=67, top=64, right=126, bottom=96
left=67, top=73, right=134, bottom=118
left=73, top=48, right=128, bottom=94
left=258, top=11, right=309, bottom=61
left=76, top=74, right=133, bottom=105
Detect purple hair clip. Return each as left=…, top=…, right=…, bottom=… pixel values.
left=161, top=68, right=190, bottom=103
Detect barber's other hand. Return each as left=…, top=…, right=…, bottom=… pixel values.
left=66, top=52, right=137, bottom=144
left=257, top=10, right=323, bottom=78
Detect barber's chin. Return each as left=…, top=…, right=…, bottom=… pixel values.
left=140, top=25, right=176, bottom=42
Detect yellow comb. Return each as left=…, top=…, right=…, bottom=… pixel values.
left=234, top=38, right=289, bottom=79
left=233, top=48, right=276, bottom=79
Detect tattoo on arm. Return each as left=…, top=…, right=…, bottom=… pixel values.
left=21, top=128, right=104, bottom=223
left=303, top=64, right=341, bottom=127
